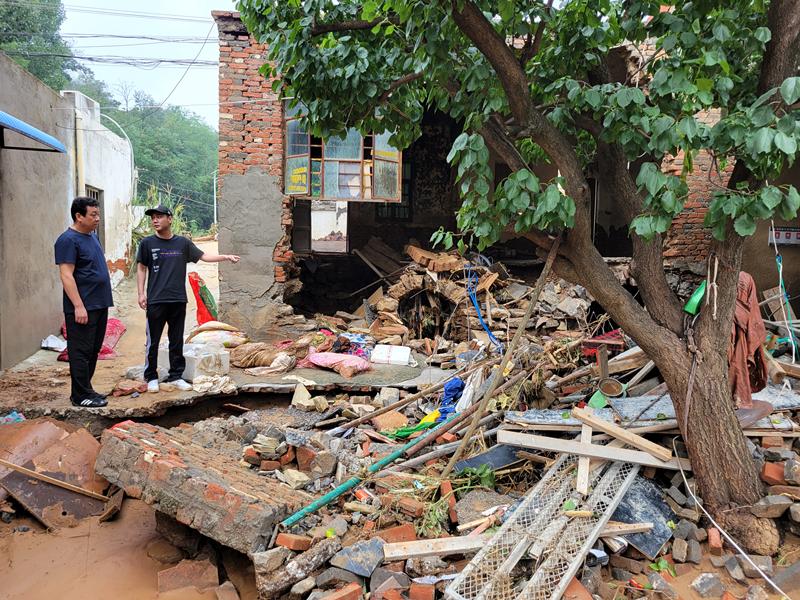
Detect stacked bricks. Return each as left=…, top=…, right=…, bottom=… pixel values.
left=95, top=421, right=313, bottom=555
left=213, top=11, right=296, bottom=283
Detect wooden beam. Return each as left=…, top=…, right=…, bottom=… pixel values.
left=496, top=431, right=691, bottom=471
left=572, top=407, right=673, bottom=462
left=0, top=458, right=109, bottom=501
left=382, top=535, right=490, bottom=561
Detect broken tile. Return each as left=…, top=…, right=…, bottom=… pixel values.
left=329, top=538, right=385, bottom=577
left=691, top=573, right=725, bottom=598
left=737, top=555, right=773, bottom=578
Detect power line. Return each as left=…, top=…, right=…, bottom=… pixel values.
left=1, top=51, right=217, bottom=68
left=0, top=0, right=213, bottom=23
left=2, top=33, right=211, bottom=41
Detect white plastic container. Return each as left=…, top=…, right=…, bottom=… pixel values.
left=370, top=344, right=412, bottom=366
left=158, top=342, right=230, bottom=382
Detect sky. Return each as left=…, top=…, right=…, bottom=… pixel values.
left=61, top=0, right=237, bottom=129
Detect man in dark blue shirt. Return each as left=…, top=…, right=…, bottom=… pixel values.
left=54, top=196, right=113, bottom=408
left=136, top=204, right=239, bottom=392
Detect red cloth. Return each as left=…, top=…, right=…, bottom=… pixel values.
left=728, top=272, right=768, bottom=409
left=57, top=317, right=126, bottom=362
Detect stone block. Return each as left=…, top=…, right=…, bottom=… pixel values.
left=786, top=458, right=800, bottom=485
left=611, top=568, right=634, bottom=581
left=312, top=395, right=329, bottom=412
left=378, top=387, right=401, bottom=407
left=764, top=447, right=797, bottom=462
left=690, top=526, right=708, bottom=542
left=750, top=495, right=793, bottom=518
left=609, top=555, right=644, bottom=574
left=292, top=384, right=315, bottom=411
left=371, top=410, right=409, bottom=432
left=691, top=573, right=725, bottom=598
left=252, top=546, right=291, bottom=574
left=724, top=555, right=746, bottom=583
left=316, top=567, right=363, bottom=589
left=673, top=519, right=695, bottom=540
left=737, top=555, right=773, bottom=578
left=687, top=539, right=702, bottom=564
left=791, top=503, right=800, bottom=523
left=330, top=538, right=385, bottom=577
left=377, top=523, right=417, bottom=543
left=666, top=486, right=688, bottom=506
left=672, top=538, right=688, bottom=563
left=647, top=573, right=677, bottom=600
left=158, top=558, right=219, bottom=593
left=310, top=451, right=338, bottom=478
left=291, top=576, right=317, bottom=596
left=710, top=553, right=731, bottom=568
left=760, top=462, right=787, bottom=486
left=282, top=469, right=311, bottom=490
left=746, top=584, right=768, bottom=600
left=276, top=532, right=312, bottom=552
left=370, top=567, right=409, bottom=594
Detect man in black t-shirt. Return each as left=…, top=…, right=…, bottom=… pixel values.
left=136, top=204, right=239, bottom=392
left=55, top=196, right=113, bottom=408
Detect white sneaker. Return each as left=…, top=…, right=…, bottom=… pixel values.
left=147, top=380, right=160, bottom=393
left=172, top=379, right=193, bottom=391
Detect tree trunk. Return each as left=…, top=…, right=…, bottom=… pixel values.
left=649, top=339, right=779, bottom=555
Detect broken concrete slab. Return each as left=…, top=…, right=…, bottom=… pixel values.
left=329, top=538, right=385, bottom=578
left=252, top=546, right=292, bottom=575
left=370, top=567, right=409, bottom=593
left=746, top=584, right=768, bottom=600
left=786, top=458, right=800, bottom=485
left=378, top=387, right=401, bottom=407
left=95, top=421, right=312, bottom=555
left=672, top=538, right=688, bottom=563
left=763, top=447, right=797, bottom=462
left=724, top=555, right=747, bottom=583
left=454, top=489, right=511, bottom=525
left=316, top=566, right=363, bottom=589
left=750, top=495, right=793, bottom=518
left=256, top=538, right=341, bottom=599
left=290, top=576, right=317, bottom=596
left=691, top=573, right=725, bottom=598
left=647, top=573, right=677, bottom=599
left=686, top=539, right=702, bottom=564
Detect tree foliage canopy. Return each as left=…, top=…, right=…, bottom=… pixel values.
left=238, top=0, right=800, bottom=253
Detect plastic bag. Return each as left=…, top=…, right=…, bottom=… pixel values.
left=188, top=271, right=218, bottom=325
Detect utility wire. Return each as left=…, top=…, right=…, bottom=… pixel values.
left=0, top=0, right=212, bottom=22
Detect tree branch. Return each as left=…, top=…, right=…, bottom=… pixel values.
left=310, top=17, right=399, bottom=36
left=596, top=142, right=684, bottom=334
left=520, top=0, right=554, bottom=66
left=378, top=72, right=423, bottom=103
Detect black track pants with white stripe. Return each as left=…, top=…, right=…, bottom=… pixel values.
left=144, top=302, right=186, bottom=382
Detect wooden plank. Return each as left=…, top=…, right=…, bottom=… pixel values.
left=353, top=248, right=386, bottom=278
left=598, top=345, right=609, bottom=379
left=382, top=535, right=490, bottom=561
left=572, top=408, right=673, bottom=462
left=353, top=286, right=384, bottom=318
left=600, top=521, right=654, bottom=537
left=576, top=409, right=592, bottom=496
left=496, top=430, right=691, bottom=470
left=776, top=358, right=800, bottom=380
left=627, top=360, right=656, bottom=388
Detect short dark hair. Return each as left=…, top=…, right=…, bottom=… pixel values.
left=71, top=196, right=99, bottom=221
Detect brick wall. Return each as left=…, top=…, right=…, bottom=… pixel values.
left=214, top=11, right=295, bottom=283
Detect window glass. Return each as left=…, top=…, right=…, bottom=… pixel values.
left=373, top=159, right=399, bottom=199
left=285, top=156, right=309, bottom=194
left=324, top=129, right=362, bottom=159
left=286, top=119, right=309, bottom=156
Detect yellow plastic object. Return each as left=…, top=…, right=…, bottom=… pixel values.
left=420, top=410, right=440, bottom=425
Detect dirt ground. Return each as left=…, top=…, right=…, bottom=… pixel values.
left=0, top=241, right=220, bottom=419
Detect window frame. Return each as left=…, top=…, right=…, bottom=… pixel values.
left=283, top=101, right=402, bottom=203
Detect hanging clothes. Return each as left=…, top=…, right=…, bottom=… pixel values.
left=728, top=271, right=768, bottom=409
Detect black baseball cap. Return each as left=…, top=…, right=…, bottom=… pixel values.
left=145, top=204, right=173, bottom=217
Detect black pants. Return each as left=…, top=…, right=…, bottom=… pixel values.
left=65, top=308, right=108, bottom=402
left=144, top=302, right=186, bottom=382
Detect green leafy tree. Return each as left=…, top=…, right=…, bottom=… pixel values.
left=238, top=0, right=800, bottom=552
left=0, top=0, right=83, bottom=90
left=105, top=93, right=218, bottom=230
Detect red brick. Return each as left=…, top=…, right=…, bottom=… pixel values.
left=363, top=520, right=376, bottom=533
left=409, top=582, right=435, bottom=600
left=259, top=460, right=281, bottom=471
left=275, top=532, right=312, bottom=551
left=382, top=590, right=403, bottom=600
left=157, top=558, right=218, bottom=592
left=707, top=527, right=723, bottom=555
left=397, top=496, right=426, bottom=518
left=322, top=582, right=363, bottom=599
left=721, top=593, right=737, bottom=600
left=440, top=480, right=458, bottom=523
left=296, top=446, right=318, bottom=472
left=383, top=561, right=405, bottom=572
left=761, top=435, right=784, bottom=449
left=761, top=462, right=787, bottom=486
left=436, top=432, right=458, bottom=445
left=279, top=446, right=295, bottom=466
left=378, top=522, right=417, bottom=543
left=242, top=446, right=260, bottom=465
